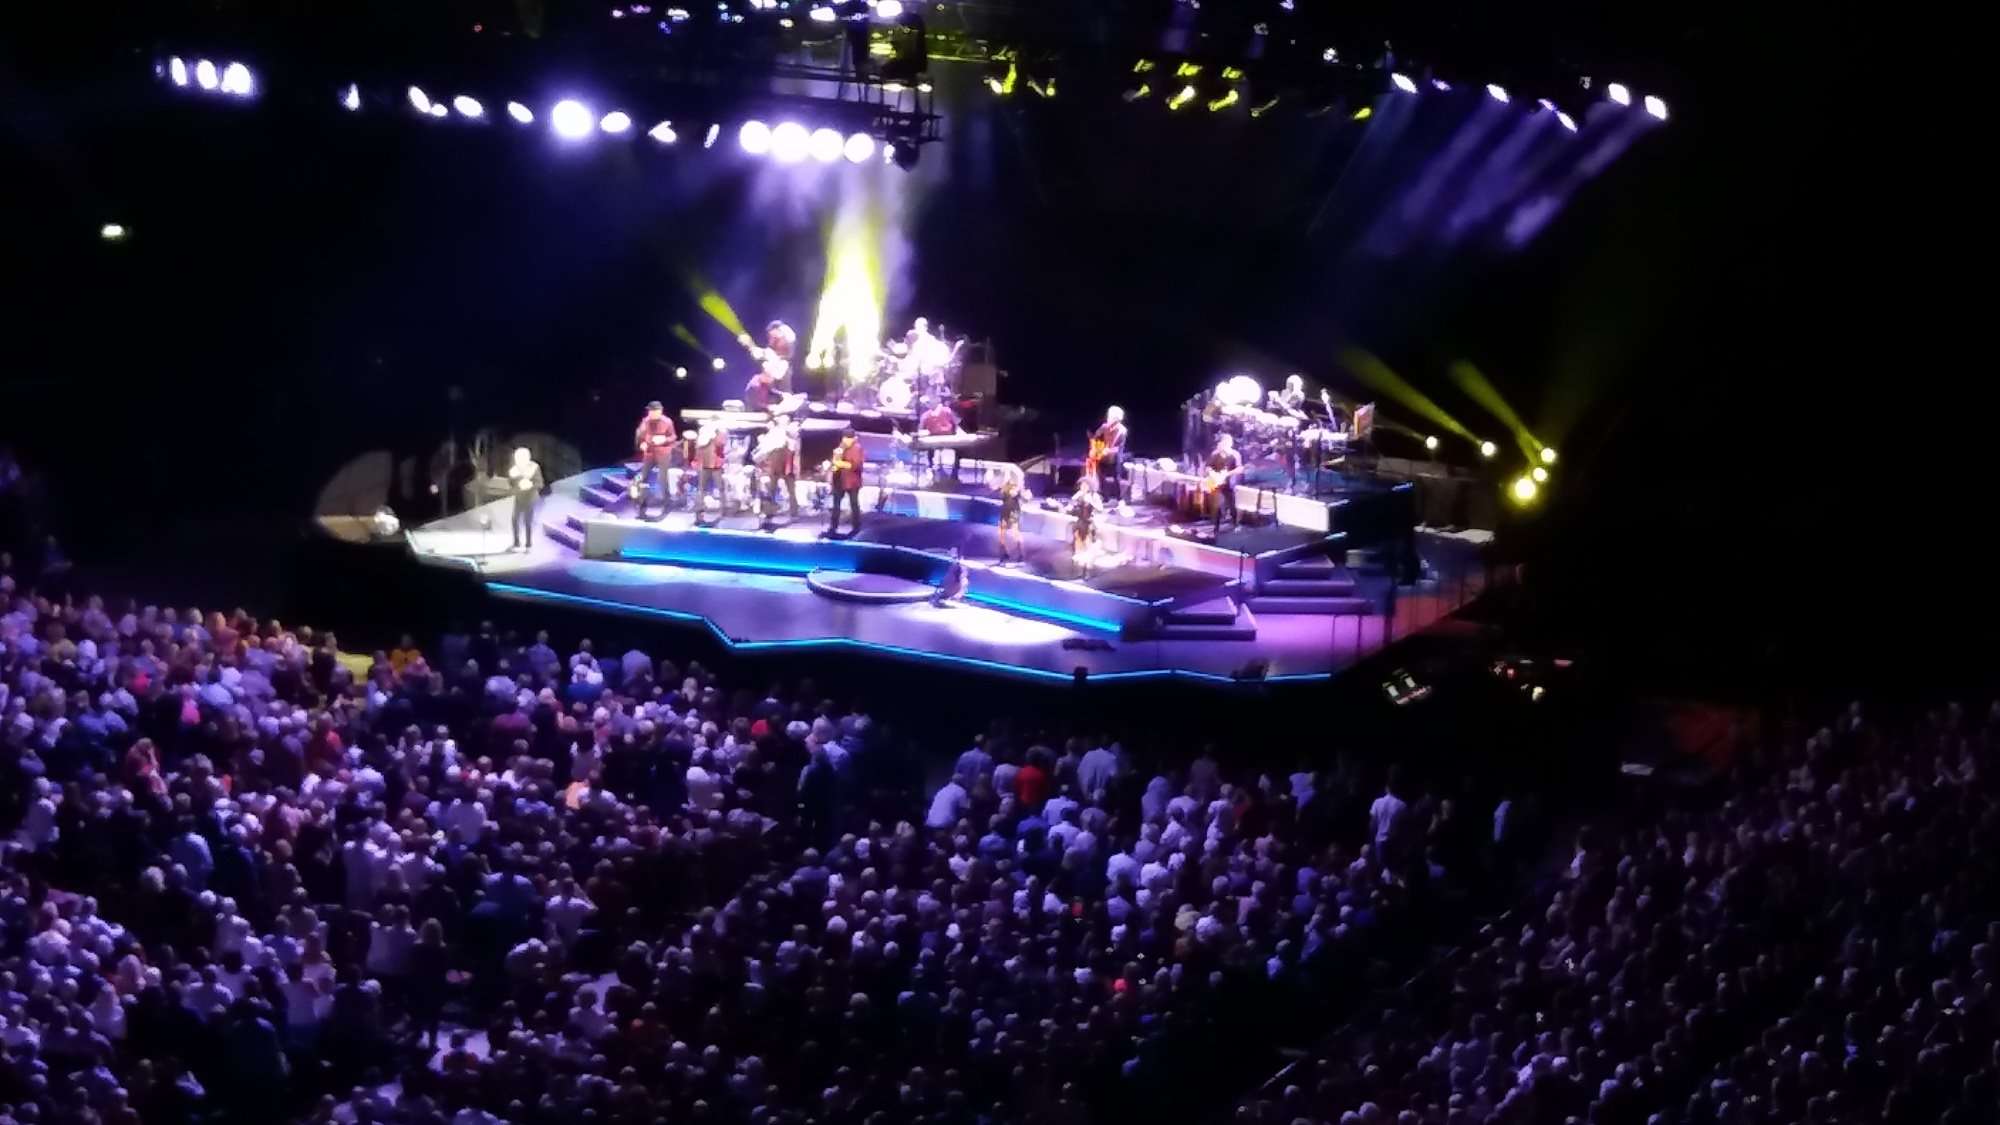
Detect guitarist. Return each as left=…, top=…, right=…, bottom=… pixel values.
left=1204, top=432, right=1245, bottom=537
left=1088, top=405, right=1129, bottom=503
left=826, top=430, right=865, bottom=537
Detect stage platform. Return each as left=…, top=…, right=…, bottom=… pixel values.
left=403, top=467, right=1489, bottom=687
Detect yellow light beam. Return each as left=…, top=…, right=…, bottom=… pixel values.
left=805, top=204, right=884, bottom=386
left=669, top=323, right=708, bottom=354
left=686, top=277, right=746, bottom=340
left=1446, top=360, right=1540, bottom=460
left=1339, top=348, right=1475, bottom=441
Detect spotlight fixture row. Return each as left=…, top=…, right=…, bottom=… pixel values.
left=162, top=63, right=901, bottom=166
left=163, top=56, right=256, bottom=98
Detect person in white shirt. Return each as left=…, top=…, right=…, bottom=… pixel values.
left=546, top=879, right=595, bottom=943
left=926, top=778, right=969, bottom=831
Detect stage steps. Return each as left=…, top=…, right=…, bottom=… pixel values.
left=1242, top=554, right=1374, bottom=615
left=1152, top=597, right=1259, bottom=641
left=1245, top=594, right=1377, bottom=616
left=541, top=521, right=584, bottom=553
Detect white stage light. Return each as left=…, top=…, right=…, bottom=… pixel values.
left=1485, top=83, right=1509, bottom=103
left=704, top=123, right=721, bottom=148
left=169, top=57, right=188, bottom=87
left=1431, top=78, right=1452, bottom=92
left=808, top=127, right=844, bottom=163
left=1390, top=72, right=1416, bottom=94
left=882, top=142, right=897, bottom=165
left=506, top=101, right=534, bottom=124
left=100, top=223, right=127, bottom=241
left=770, top=121, right=810, bottom=163
left=453, top=95, right=484, bottom=118
left=711, top=356, right=727, bottom=371
left=195, top=60, right=219, bottom=91
left=875, top=0, right=904, bottom=17
left=599, top=111, right=633, bottom=134
left=674, top=366, right=688, bottom=379
left=221, top=62, right=253, bottom=96
left=739, top=120, right=772, bottom=154
left=551, top=99, right=594, bottom=138
left=842, top=132, right=876, bottom=163
left=408, top=86, right=433, bottom=114
left=428, top=104, right=448, bottom=118
left=808, top=5, right=836, bottom=21
left=649, top=121, right=678, bottom=143
left=1606, top=82, right=1631, bottom=106
left=1556, top=110, right=1577, bottom=132
left=1643, top=94, right=1668, bottom=121
left=340, top=83, right=361, bottom=111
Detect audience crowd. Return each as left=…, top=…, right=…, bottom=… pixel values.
left=8, top=522, right=1993, bottom=1125
left=1229, top=703, right=2000, bottom=1125
left=0, top=544, right=1485, bottom=1125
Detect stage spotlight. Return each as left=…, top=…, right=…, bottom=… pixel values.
left=704, top=123, right=721, bottom=148
left=1431, top=78, right=1452, bottom=92
left=1390, top=72, right=1417, bottom=94
left=507, top=101, right=534, bottom=124
left=808, top=127, right=844, bottom=163
left=808, top=5, right=836, bottom=21
left=675, top=366, right=688, bottom=379
left=770, top=121, right=810, bottom=163
left=1485, top=83, right=1509, bottom=103
left=882, top=142, right=897, bottom=164
left=340, top=84, right=362, bottom=111
left=169, top=57, right=188, bottom=87
left=195, top=59, right=219, bottom=91
left=408, top=86, right=433, bottom=114
left=875, top=0, right=903, bottom=16
left=1511, top=476, right=1538, bottom=503
left=1207, top=89, right=1239, bottom=112
left=1606, top=82, right=1631, bottom=106
left=220, top=62, right=254, bottom=96
left=648, top=121, right=678, bottom=143
left=1479, top=440, right=1497, bottom=458
left=711, top=356, right=727, bottom=371
left=1643, top=94, right=1668, bottom=120
left=1556, top=109, right=1577, bottom=131
left=1540, top=446, right=1558, bottom=465
left=551, top=100, right=594, bottom=138
left=453, top=95, right=484, bottom=118
left=599, top=111, right=633, bottom=134
left=1531, top=466, right=1549, bottom=483
left=842, top=132, right=875, bottom=163
left=100, top=223, right=127, bottom=241
left=1167, top=84, right=1197, bottom=110
left=428, top=104, right=448, bottom=119
left=1424, top=435, right=1440, bottom=452
left=1351, top=106, right=1373, bottom=121
left=739, top=120, right=772, bottom=155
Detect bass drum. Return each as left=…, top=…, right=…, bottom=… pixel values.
left=876, top=376, right=913, bottom=412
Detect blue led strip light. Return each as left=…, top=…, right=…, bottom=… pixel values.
left=962, top=592, right=1124, bottom=634
left=483, top=582, right=1330, bottom=685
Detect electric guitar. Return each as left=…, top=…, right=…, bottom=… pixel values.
left=1200, top=462, right=1241, bottom=496
left=1085, top=430, right=1115, bottom=478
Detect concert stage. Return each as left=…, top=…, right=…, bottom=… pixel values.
left=404, top=466, right=1490, bottom=686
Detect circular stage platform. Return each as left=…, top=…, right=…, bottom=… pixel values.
left=805, top=568, right=935, bottom=604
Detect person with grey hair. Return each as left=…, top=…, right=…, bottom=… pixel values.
left=506, top=446, right=545, bottom=550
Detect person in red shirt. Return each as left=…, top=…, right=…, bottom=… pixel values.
left=743, top=370, right=774, bottom=413
left=1014, top=751, right=1050, bottom=809
left=694, top=427, right=729, bottom=521
left=920, top=400, right=957, bottom=436
left=825, top=431, right=864, bottom=536
left=633, top=401, right=678, bottom=516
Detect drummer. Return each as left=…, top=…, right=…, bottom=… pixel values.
left=1272, top=374, right=1308, bottom=419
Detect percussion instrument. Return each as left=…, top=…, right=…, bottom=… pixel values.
left=876, top=375, right=913, bottom=412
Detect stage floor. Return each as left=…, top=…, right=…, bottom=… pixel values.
left=405, top=472, right=1487, bottom=686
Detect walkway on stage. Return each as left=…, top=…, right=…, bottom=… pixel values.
left=405, top=471, right=1490, bottom=687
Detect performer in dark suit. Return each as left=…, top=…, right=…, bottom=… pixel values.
left=826, top=431, right=865, bottom=536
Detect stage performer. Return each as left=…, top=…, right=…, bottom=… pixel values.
left=632, top=400, right=678, bottom=515
left=1272, top=374, right=1308, bottom=418
left=1088, top=405, right=1129, bottom=503
left=826, top=430, right=865, bottom=537
left=738, top=320, right=796, bottom=387
left=920, top=398, right=958, bottom=435
left=1204, top=432, right=1246, bottom=537
left=507, top=446, right=545, bottom=550
left=754, top=419, right=800, bottom=528
left=1068, top=476, right=1104, bottom=565
left=996, top=470, right=1027, bottom=564
left=694, top=426, right=728, bottom=520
